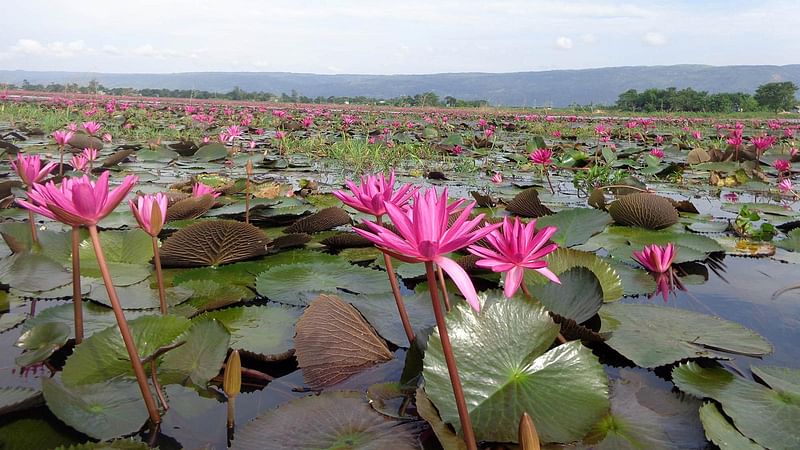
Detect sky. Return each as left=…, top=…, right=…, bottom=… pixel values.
left=1, top=0, right=798, bottom=75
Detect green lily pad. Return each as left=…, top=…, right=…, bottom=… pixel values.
left=232, top=391, right=420, bottom=450
left=423, top=293, right=609, bottom=443
left=0, top=253, right=73, bottom=293
left=698, top=402, right=764, bottom=450
left=23, top=302, right=147, bottom=340
left=160, top=319, right=230, bottom=386
left=15, top=322, right=71, bottom=367
left=0, top=386, right=42, bottom=415
left=193, top=143, right=228, bottom=162
left=0, top=418, right=81, bottom=449
left=136, top=147, right=179, bottom=162
left=42, top=378, right=149, bottom=441
left=535, top=208, right=613, bottom=247
left=61, top=315, right=190, bottom=386
left=776, top=228, right=800, bottom=252
left=199, top=305, right=300, bottom=360
left=600, top=304, right=772, bottom=368
left=673, top=362, right=799, bottom=450
left=54, top=439, right=151, bottom=449
left=78, top=230, right=154, bottom=286
left=170, top=279, right=253, bottom=316
left=255, top=261, right=391, bottom=306
left=608, top=260, right=658, bottom=296
left=525, top=248, right=623, bottom=302
left=583, top=369, right=704, bottom=449
left=88, top=279, right=193, bottom=310
left=0, top=312, right=26, bottom=333
left=528, top=267, right=603, bottom=323
left=0, top=223, right=78, bottom=263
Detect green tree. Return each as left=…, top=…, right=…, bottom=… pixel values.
left=754, top=81, right=798, bottom=111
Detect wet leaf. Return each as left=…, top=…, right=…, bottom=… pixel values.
left=698, top=402, right=764, bottom=450
left=536, top=208, right=613, bottom=247
left=15, top=322, right=70, bottom=367
left=528, top=267, right=603, bottom=323
left=0, top=386, right=42, bottom=415
left=200, top=305, right=300, bottom=361
left=160, top=319, right=230, bottom=386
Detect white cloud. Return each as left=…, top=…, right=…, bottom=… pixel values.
left=132, top=44, right=178, bottom=59
left=12, top=39, right=46, bottom=55
left=579, top=33, right=598, bottom=44
left=10, top=39, right=86, bottom=57
left=555, top=36, right=574, bottom=50
left=642, top=31, right=667, bottom=46
left=101, top=45, right=122, bottom=55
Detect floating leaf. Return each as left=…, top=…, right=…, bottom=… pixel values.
left=171, top=279, right=252, bottom=316
left=698, top=402, right=764, bottom=450
left=535, top=208, right=613, bottom=247
left=255, top=260, right=390, bottom=306
left=0, top=253, right=72, bottom=293
left=23, top=302, right=147, bottom=340
left=79, top=229, right=153, bottom=265
left=193, top=143, right=228, bottom=161
left=15, top=322, right=70, bottom=367
left=54, top=439, right=152, bottom=449
left=200, top=305, right=300, bottom=360
left=600, top=304, right=772, bottom=368
left=295, top=294, right=393, bottom=389
left=366, top=382, right=416, bottom=419
left=673, top=362, right=799, bottom=450
left=346, top=291, right=435, bottom=348
left=525, top=248, right=623, bottom=302
left=61, top=315, right=190, bottom=386
left=160, top=319, right=230, bottom=386
left=0, top=418, right=81, bottom=449
left=284, top=206, right=351, bottom=234
left=415, top=387, right=467, bottom=450
left=88, top=279, right=193, bottom=310
left=160, top=220, right=270, bottom=267
left=423, top=293, right=609, bottom=443
left=232, top=391, right=419, bottom=450
left=528, top=267, right=603, bottom=323
left=42, top=378, right=148, bottom=441
left=776, top=228, right=800, bottom=252
left=608, top=193, right=679, bottom=230
left=0, top=312, right=26, bottom=333
left=0, top=386, right=42, bottom=415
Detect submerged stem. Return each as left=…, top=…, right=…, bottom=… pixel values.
left=425, top=261, right=477, bottom=450
left=71, top=227, right=83, bottom=344
left=88, top=225, right=161, bottom=425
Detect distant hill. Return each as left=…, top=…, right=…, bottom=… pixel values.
left=1, top=65, right=799, bottom=107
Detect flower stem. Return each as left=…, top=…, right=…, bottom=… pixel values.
left=244, top=180, right=251, bottom=225
left=28, top=209, right=38, bottom=244
left=151, top=359, right=169, bottom=412
left=88, top=225, right=161, bottom=425
left=151, top=236, right=167, bottom=315
left=436, top=265, right=452, bottom=312
left=544, top=168, right=555, bottom=194
left=425, top=261, right=477, bottom=450
left=71, top=227, right=83, bottom=344
left=58, top=145, right=64, bottom=176
left=375, top=215, right=415, bottom=344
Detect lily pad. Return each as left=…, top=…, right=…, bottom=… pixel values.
left=0, top=418, right=81, bottom=449
left=15, top=322, right=71, bottom=367
left=672, top=362, right=800, bottom=450
left=0, top=312, right=26, bottom=333
left=232, top=391, right=420, bottom=450
left=171, top=279, right=253, bottom=316
left=42, top=378, right=149, bottom=441
left=193, top=143, right=228, bottom=161
left=88, top=279, right=193, bottom=310
left=698, top=402, right=764, bottom=450
left=528, top=267, right=603, bottom=323
left=345, top=291, right=435, bottom=348
left=0, top=386, right=42, bottom=415
left=23, top=302, right=147, bottom=340
left=423, top=293, right=609, bottom=443
left=61, top=315, right=190, bottom=386
left=600, top=304, right=772, bottom=368
left=525, top=248, right=623, bottom=302
left=54, top=440, right=151, bottom=449
left=776, top=228, right=800, bottom=252
left=160, top=319, right=230, bottom=387
left=255, top=260, right=391, bottom=306
left=200, top=305, right=300, bottom=360
left=0, top=253, right=72, bottom=293
left=415, top=387, right=467, bottom=450
left=535, top=208, right=613, bottom=247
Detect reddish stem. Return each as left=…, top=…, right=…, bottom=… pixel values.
left=436, top=265, right=452, bottom=312
left=151, top=236, right=167, bottom=315
left=27, top=206, right=38, bottom=244
left=71, top=227, right=83, bottom=344
left=375, top=215, right=415, bottom=344
left=58, top=145, right=64, bottom=176
left=88, top=225, right=161, bottom=425
left=425, top=261, right=477, bottom=450
left=244, top=178, right=251, bottom=225
left=151, top=359, right=169, bottom=412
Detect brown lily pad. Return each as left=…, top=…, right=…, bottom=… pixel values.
left=159, top=219, right=270, bottom=267
left=284, top=206, right=351, bottom=234
left=608, top=193, right=679, bottom=230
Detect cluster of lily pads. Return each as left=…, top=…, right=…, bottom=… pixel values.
left=0, top=96, right=798, bottom=449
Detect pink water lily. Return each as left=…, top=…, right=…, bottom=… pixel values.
left=355, top=187, right=501, bottom=312
left=192, top=182, right=221, bottom=198
left=11, top=154, right=57, bottom=185
left=82, top=121, right=102, bottom=135
left=18, top=171, right=138, bottom=227
left=529, top=148, right=553, bottom=165
left=70, top=155, right=89, bottom=172
left=468, top=217, right=560, bottom=298
left=129, top=193, right=168, bottom=237
left=333, top=171, right=416, bottom=218
left=632, top=243, right=676, bottom=274
left=53, top=130, right=75, bottom=146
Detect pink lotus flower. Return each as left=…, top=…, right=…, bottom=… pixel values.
left=491, top=172, right=503, bottom=184
left=275, top=130, right=287, bottom=140
left=226, top=125, right=242, bottom=139
left=11, top=154, right=57, bottom=185
left=18, top=171, right=138, bottom=226
left=467, top=217, right=560, bottom=298
left=53, top=130, right=75, bottom=146
left=779, top=179, right=794, bottom=194
left=129, top=193, right=167, bottom=236
left=773, top=159, right=791, bottom=173
left=484, top=128, right=495, bottom=138
left=632, top=243, right=676, bottom=274
left=102, top=133, right=113, bottom=143
left=451, top=144, right=463, bottom=156
left=70, top=155, right=89, bottom=172
left=650, top=148, right=665, bottom=159
left=354, top=187, right=502, bottom=311
left=654, top=135, right=664, bottom=145
left=82, top=121, right=102, bottom=135
left=192, top=182, right=220, bottom=198
left=529, top=148, right=553, bottom=165
left=551, top=130, right=562, bottom=138
left=67, top=123, right=78, bottom=132
left=751, top=135, right=777, bottom=153
left=333, top=171, right=416, bottom=218
left=82, top=148, right=98, bottom=161
left=691, top=131, right=702, bottom=140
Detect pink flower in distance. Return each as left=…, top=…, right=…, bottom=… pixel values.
left=18, top=171, right=138, bottom=227
left=70, top=155, right=89, bottom=172
left=650, top=148, right=665, bottom=159
left=82, top=121, right=102, bottom=135
left=102, top=133, right=113, bottom=143
left=654, top=135, right=664, bottom=145
left=778, top=179, right=794, bottom=194
left=751, top=135, right=777, bottom=153
left=491, top=172, right=503, bottom=184
left=11, top=154, right=57, bottom=186
left=691, top=131, right=702, bottom=140
left=275, top=130, right=287, bottom=140
left=333, top=171, right=417, bottom=218
left=354, top=187, right=502, bottom=311
left=67, top=123, right=78, bottom=132
left=468, top=217, right=560, bottom=298
left=53, top=130, right=75, bottom=146
left=82, top=148, right=98, bottom=161
left=451, top=144, right=463, bottom=156
left=632, top=243, right=676, bottom=274
left=529, top=148, right=553, bottom=165
left=192, top=183, right=220, bottom=199
left=773, top=159, right=791, bottom=172
left=129, top=193, right=167, bottom=236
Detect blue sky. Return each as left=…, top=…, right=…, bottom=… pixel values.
left=0, top=1, right=797, bottom=74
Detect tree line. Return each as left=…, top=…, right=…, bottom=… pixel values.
left=3, top=80, right=488, bottom=108
left=615, top=82, right=798, bottom=113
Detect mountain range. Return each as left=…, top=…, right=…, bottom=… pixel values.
left=1, top=65, right=799, bottom=107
